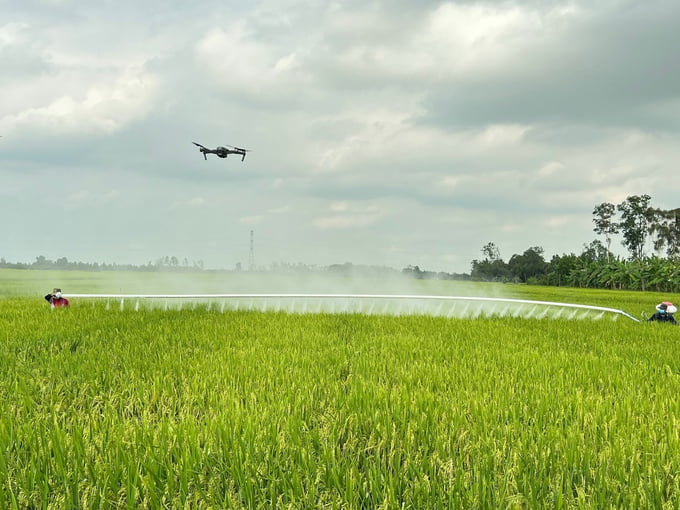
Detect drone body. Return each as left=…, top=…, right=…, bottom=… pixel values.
left=192, top=142, right=251, bottom=161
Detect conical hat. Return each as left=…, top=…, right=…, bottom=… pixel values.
left=657, top=302, right=678, bottom=314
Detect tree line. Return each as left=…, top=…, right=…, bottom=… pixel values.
left=471, top=194, right=680, bottom=291
left=0, top=255, right=206, bottom=272
left=0, top=256, right=473, bottom=280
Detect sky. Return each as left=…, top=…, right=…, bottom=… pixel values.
left=1, top=0, right=679, bottom=273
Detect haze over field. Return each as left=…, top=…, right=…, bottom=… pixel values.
left=1, top=0, right=678, bottom=273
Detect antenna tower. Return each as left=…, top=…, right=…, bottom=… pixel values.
left=249, top=230, right=255, bottom=271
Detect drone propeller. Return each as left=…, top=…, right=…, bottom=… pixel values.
left=192, top=142, right=208, bottom=159
left=225, top=144, right=252, bottom=152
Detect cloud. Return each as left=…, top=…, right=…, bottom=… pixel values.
left=171, top=197, right=206, bottom=209
left=2, top=0, right=680, bottom=273
left=313, top=202, right=384, bottom=229
left=194, top=24, right=308, bottom=107
left=0, top=22, right=28, bottom=47
left=419, top=0, right=680, bottom=131
left=3, top=69, right=158, bottom=135
left=0, top=15, right=160, bottom=138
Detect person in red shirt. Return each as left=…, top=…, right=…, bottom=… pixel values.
left=45, top=288, right=70, bottom=308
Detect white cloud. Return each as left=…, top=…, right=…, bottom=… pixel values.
left=422, top=3, right=542, bottom=74
left=64, top=188, right=121, bottom=209
left=66, top=190, right=91, bottom=203
left=239, top=215, right=264, bottom=225
left=1, top=68, right=158, bottom=134
left=537, top=161, right=565, bottom=178
left=543, top=215, right=572, bottom=229
left=474, top=124, right=531, bottom=148
left=171, top=197, right=206, bottom=209
left=0, top=22, right=28, bottom=47
left=313, top=202, right=384, bottom=229
left=194, top=25, right=307, bottom=100
left=267, top=205, right=290, bottom=214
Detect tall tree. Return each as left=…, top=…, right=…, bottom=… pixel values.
left=592, top=202, right=618, bottom=261
left=471, top=242, right=509, bottom=281
left=507, top=246, right=548, bottom=283
left=581, top=240, right=609, bottom=262
left=481, top=242, right=501, bottom=262
left=650, top=207, right=680, bottom=258
left=547, top=253, right=581, bottom=287
left=617, top=194, right=654, bottom=260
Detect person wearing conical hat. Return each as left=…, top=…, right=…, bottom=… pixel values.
left=44, top=288, right=70, bottom=308
left=648, top=301, right=677, bottom=324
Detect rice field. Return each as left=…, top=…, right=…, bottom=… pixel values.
left=2, top=269, right=680, bottom=508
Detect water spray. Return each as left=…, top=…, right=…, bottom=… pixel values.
left=63, top=293, right=640, bottom=322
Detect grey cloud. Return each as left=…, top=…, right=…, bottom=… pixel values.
left=420, top=1, right=680, bottom=131
left=0, top=48, right=50, bottom=83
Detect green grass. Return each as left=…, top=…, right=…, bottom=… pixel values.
left=2, top=270, right=680, bottom=508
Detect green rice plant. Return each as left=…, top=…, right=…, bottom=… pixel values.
left=2, top=271, right=680, bottom=508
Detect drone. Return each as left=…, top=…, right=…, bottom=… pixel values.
left=192, top=142, right=251, bottom=161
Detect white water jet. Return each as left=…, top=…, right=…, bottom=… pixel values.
left=63, top=293, right=641, bottom=322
